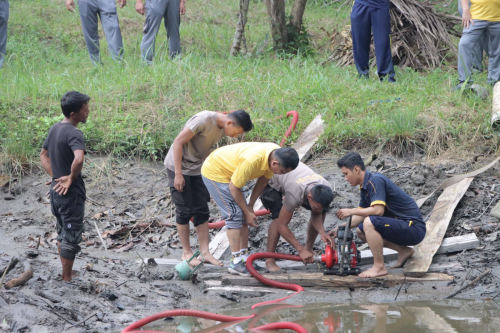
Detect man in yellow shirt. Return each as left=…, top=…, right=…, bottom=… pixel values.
left=201, top=142, right=299, bottom=276
left=457, top=0, right=500, bottom=87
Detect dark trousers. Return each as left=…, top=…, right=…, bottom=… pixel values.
left=351, top=2, right=395, bottom=81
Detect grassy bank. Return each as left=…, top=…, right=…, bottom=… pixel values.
left=0, top=0, right=497, bottom=174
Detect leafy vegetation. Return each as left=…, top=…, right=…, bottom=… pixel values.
left=0, top=0, right=497, bottom=175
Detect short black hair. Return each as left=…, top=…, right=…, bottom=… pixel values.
left=228, top=109, right=253, bottom=132
left=274, top=147, right=299, bottom=170
left=61, top=91, right=90, bottom=118
left=337, top=152, right=365, bottom=171
left=310, top=184, right=334, bottom=210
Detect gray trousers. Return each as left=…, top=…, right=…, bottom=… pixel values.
left=0, top=0, right=8, bottom=68
left=78, top=0, right=124, bottom=63
left=458, top=20, right=500, bottom=84
left=458, top=0, right=488, bottom=71
left=141, top=0, right=181, bottom=62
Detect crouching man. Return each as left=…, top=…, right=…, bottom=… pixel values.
left=261, top=162, right=335, bottom=272
left=40, top=91, right=90, bottom=281
left=335, top=152, right=425, bottom=278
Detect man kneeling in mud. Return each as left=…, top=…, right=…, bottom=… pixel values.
left=335, top=152, right=426, bottom=278
left=40, top=91, right=90, bottom=281
left=261, top=162, right=334, bottom=272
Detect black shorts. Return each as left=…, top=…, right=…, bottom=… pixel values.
left=358, top=216, right=426, bottom=246
left=50, top=187, right=85, bottom=260
left=167, top=169, right=210, bottom=226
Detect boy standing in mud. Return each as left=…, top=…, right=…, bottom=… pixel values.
left=335, top=152, right=425, bottom=278
left=164, top=110, right=253, bottom=267
left=260, top=162, right=335, bottom=272
left=201, top=143, right=299, bottom=275
left=40, top=91, right=90, bottom=282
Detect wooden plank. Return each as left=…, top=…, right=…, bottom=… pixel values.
left=292, top=114, right=324, bottom=162
left=360, top=232, right=479, bottom=264
left=491, top=81, right=500, bottom=131
left=209, top=115, right=325, bottom=260
left=490, top=200, right=500, bottom=219
left=404, top=177, right=474, bottom=277
left=222, top=272, right=453, bottom=289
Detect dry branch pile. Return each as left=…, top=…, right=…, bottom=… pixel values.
left=326, top=0, right=461, bottom=70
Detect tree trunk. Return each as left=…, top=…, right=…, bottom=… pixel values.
left=230, top=0, right=250, bottom=56
left=265, top=0, right=287, bottom=50
left=289, top=0, right=308, bottom=35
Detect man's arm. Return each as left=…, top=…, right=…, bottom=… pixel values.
left=275, top=206, right=313, bottom=263
left=229, top=182, right=256, bottom=227
left=65, top=0, right=75, bottom=12
left=310, top=212, right=333, bottom=246
left=171, top=128, right=195, bottom=192
left=336, top=205, right=384, bottom=227
left=180, top=0, right=186, bottom=15
left=40, top=149, right=53, bottom=177
left=53, top=150, right=84, bottom=196
left=248, top=176, right=269, bottom=208
left=461, top=0, right=472, bottom=28
left=136, top=0, right=145, bottom=15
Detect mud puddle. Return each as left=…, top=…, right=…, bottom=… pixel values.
left=140, top=300, right=500, bottom=333
left=0, top=152, right=499, bottom=332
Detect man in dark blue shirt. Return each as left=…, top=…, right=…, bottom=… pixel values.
left=351, top=0, right=395, bottom=82
left=335, top=152, right=425, bottom=277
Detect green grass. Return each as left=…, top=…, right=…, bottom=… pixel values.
left=0, top=0, right=497, bottom=174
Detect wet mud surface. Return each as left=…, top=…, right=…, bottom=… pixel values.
left=0, top=152, right=499, bottom=332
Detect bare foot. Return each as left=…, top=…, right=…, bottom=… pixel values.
left=181, top=254, right=201, bottom=267
left=201, top=253, right=223, bottom=266
left=265, top=260, right=281, bottom=273
left=359, top=266, right=388, bottom=278
left=391, top=247, right=414, bottom=268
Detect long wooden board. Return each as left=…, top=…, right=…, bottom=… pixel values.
left=209, top=115, right=325, bottom=260
left=222, top=272, right=453, bottom=289
left=404, top=177, right=474, bottom=277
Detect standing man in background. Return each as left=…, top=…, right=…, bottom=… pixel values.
left=40, top=91, right=90, bottom=282
left=135, top=0, right=185, bottom=62
left=457, top=0, right=488, bottom=73
left=457, top=0, right=500, bottom=87
left=65, top=0, right=126, bottom=64
left=0, top=0, right=8, bottom=68
left=350, top=0, right=395, bottom=82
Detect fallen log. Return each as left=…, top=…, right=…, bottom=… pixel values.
left=4, top=260, right=33, bottom=289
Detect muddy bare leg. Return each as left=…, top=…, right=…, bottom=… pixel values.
left=266, top=219, right=281, bottom=272
left=61, top=256, right=74, bottom=281
left=177, top=223, right=201, bottom=266
left=195, top=222, right=222, bottom=266
left=384, top=240, right=414, bottom=268
left=359, top=217, right=387, bottom=278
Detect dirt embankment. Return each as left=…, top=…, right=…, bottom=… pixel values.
left=0, top=153, right=499, bottom=332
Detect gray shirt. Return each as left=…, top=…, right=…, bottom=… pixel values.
left=164, top=111, right=224, bottom=175
left=268, top=162, right=331, bottom=211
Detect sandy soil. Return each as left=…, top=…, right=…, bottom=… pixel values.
left=0, top=152, right=498, bottom=332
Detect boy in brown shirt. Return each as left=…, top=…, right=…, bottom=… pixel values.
left=164, top=110, right=253, bottom=266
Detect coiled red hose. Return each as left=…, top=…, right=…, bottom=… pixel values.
left=246, top=252, right=304, bottom=309
left=121, top=310, right=254, bottom=333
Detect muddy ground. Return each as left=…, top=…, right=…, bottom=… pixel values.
left=0, top=152, right=499, bottom=332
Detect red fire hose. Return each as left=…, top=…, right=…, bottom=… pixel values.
left=245, top=252, right=304, bottom=309
left=121, top=310, right=254, bottom=333
left=280, top=110, right=299, bottom=147
left=251, top=322, right=308, bottom=333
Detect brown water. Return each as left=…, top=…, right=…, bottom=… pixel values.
left=139, top=300, right=500, bottom=333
